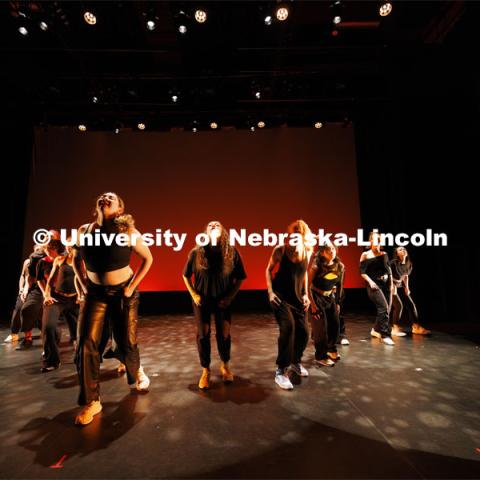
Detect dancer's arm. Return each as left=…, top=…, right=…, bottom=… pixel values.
left=266, top=246, right=282, bottom=306
left=43, top=257, right=61, bottom=305
left=124, top=228, right=153, bottom=298
left=360, top=252, right=378, bottom=290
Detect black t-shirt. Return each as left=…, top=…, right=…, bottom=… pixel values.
left=390, top=259, right=412, bottom=287
left=183, top=246, right=247, bottom=299
left=28, top=250, right=46, bottom=278
left=36, top=257, right=54, bottom=283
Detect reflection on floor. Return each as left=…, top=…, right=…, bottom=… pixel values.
left=1, top=313, right=479, bottom=479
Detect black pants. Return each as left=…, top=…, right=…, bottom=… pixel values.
left=42, top=294, right=79, bottom=368
left=20, top=287, right=43, bottom=332
left=391, top=291, right=419, bottom=326
left=366, top=281, right=391, bottom=337
left=193, top=300, right=232, bottom=368
left=311, top=293, right=339, bottom=360
left=273, top=299, right=309, bottom=369
left=10, top=295, right=24, bottom=334
left=76, top=280, right=140, bottom=405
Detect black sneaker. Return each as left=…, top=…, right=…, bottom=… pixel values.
left=15, top=338, right=33, bottom=350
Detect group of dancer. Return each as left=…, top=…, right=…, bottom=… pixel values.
left=5, top=192, right=430, bottom=425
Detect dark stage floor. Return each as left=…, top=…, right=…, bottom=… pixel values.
left=1, top=313, right=479, bottom=479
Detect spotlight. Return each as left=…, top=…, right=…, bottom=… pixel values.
left=333, top=15, right=341, bottom=24
left=18, top=26, right=28, bottom=36
left=146, top=19, right=156, bottom=31
left=257, top=121, right=265, bottom=128
left=250, top=126, right=255, bottom=132
left=192, top=127, right=197, bottom=133
left=276, top=7, right=289, bottom=21
left=379, top=2, right=393, bottom=17
left=255, top=91, right=261, bottom=99
left=92, top=96, right=98, bottom=104
left=114, top=127, right=120, bottom=134
left=78, top=124, right=87, bottom=132
left=195, top=9, right=207, bottom=23
left=39, top=21, right=48, bottom=31
left=264, top=15, right=272, bottom=25
left=137, top=123, right=146, bottom=130
left=314, top=122, right=323, bottom=129
left=179, top=25, right=187, bottom=34
left=171, top=94, right=178, bottom=103
left=84, top=11, right=96, bottom=25
left=210, top=122, right=218, bottom=130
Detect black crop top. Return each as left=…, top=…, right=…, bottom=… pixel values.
left=75, top=222, right=132, bottom=273
left=311, top=253, right=345, bottom=302
left=390, top=259, right=412, bottom=287
left=360, top=253, right=391, bottom=281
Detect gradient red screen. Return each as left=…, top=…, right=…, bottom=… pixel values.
left=23, top=126, right=363, bottom=290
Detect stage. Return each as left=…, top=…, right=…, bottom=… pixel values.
left=1, top=314, right=479, bottom=479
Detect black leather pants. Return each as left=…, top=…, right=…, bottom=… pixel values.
left=76, top=279, right=140, bottom=405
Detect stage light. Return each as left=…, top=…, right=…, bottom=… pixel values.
left=146, top=19, right=156, bottom=31
left=333, top=15, right=341, bottom=24
left=379, top=2, right=393, bottom=17
left=39, top=21, right=48, bottom=31
left=172, top=94, right=178, bottom=103
left=84, top=11, right=96, bottom=25
left=18, top=26, right=28, bottom=36
left=114, top=127, right=120, bottom=134
left=331, top=29, right=339, bottom=37
left=264, top=15, right=272, bottom=25
left=78, top=124, right=87, bottom=132
left=250, top=126, right=255, bottom=132
left=192, top=127, right=198, bottom=133
left=195, top=9, right=207, bottom=23
left=92, top=96, right=98, bottom=104
left=210, top=122, right=218, bottom=130
left=276, top=7, right=289, bottom=21
left=137, top=123, right=146, bottom=130
left=257, top=121, right=265, bottom=128
left=255, top=91, right=261, bottom=99
left=179, top=25, right=187, bottom=34
left=314, top=122, right=323, bottom=129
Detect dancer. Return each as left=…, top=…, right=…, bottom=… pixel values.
left=390, top=247, right=431, bottom=336
left=4, top=252, right=32, bottom=343
left=183, top=220, right=246, bottom=390
left=41, top=242, right=81, bottom=372
left=266, top=220, right=313, bottom=390
left=360, top=231, right=395, bottom=345
left=72, top=192, right=153, bottom=425
left=308, top=243, right=345, bottom=366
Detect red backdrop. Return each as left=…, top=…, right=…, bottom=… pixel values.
left=24, top=125, right=363, bottom=290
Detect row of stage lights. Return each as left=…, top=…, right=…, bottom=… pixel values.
left=15, top=2, right=393, bottom=37
left=76, top=121, right=325, bottom=133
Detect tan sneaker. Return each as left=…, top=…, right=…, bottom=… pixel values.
left=198, top=368, right=210, bottom=390
left=75, top=400, right=102, bottom=426
left=220, top=362, right=234, bottom=383
left=392, top=325, right=407, bottom=337
left=412, top=324, right=431, bottom=335
left=117, top=362, right=126, bottom=374
left=327, top=351, right=341, bottom=361
left=136, top=366, right=150, bottom=391
left=4, top=333, right=19, bottom=343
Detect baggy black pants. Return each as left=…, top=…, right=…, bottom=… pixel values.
left=10, top=295, right=24, bottom=334
left=193, top=299, right=232, bottom=368
left=76, top=280, right=140, bottom=405
left=366, top=280, right=392, bottom=337
left=273, top=300, right=309, bottom=370
left=391, top=290, right=419, bottom=326
left=20, top=287, right=43, bottom=332
left=310, top=293, right=339, bottom=360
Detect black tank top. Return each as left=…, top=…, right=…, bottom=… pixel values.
left=272, top=247, right=308, bottom=307
left=79, top=222, right=132, bottom=273
left=54, top=258, right=76, bottom=294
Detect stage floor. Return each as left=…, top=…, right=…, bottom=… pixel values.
left=1, top=313, right=479, bottom=479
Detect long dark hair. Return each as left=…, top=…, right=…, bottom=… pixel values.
left=195, top=222, right=235, bottom=275
left=393, top=247, right=412, bottom=270
left=92, top=192, right=135, bottom=233
left=314, top=245, right=344, bottom=277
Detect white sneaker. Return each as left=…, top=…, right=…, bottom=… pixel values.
left=392, top=326, right=407, bottom=337
left=382, top=336, right=395, bottom=346
left=135, top=366, right=150, bottom=391
left=275, top=369, right=293, bottom=390
left=370, top=328, right=382, bottom=339
left=290, top=363, right=309, bottom=377
left=4, top=334, right=19, bottom=343
left=340, top=337, right=350, bottom=346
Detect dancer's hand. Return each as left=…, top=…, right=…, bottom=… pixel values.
left=192, top=292, right=202, bottom=306
left=20, top=291, right=27, bottom=302
left=369, top=282, right=379, bottom=291
left=404, top=287, right=410, bottom=296
left=302, top=294, right=310, bottom=310
left=123, top=285, right=135, bottom=298
left=44, top=295, right=57, bottom=306
left=269, top=291, right=281, bottom=307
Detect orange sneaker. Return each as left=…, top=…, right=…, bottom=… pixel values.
left=198, top=368, right=210, bottom=390
left=412, top=324, right=431, bottom=335
left=220, top=362, right=234, bottom=383
left=75, top=400, right=102, bottom=426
